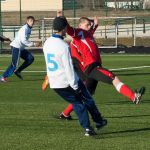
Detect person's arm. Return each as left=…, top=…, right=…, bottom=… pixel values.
left=66, top=23, right=80, bottom=38
left=20, top=28, right=41, bottom=47
left=62, top=46, right=78, bottom=90
left=90, top=24, right=98, bottom=35
left=89, top=16, right=99, bottom=35
left=57, top=10, right=79, bottom=38
left=20, top=27, right=35, bottom=47
left=0, top=35, right=11, bottom=42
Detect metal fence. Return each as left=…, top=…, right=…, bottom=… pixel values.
left=41, top=16, right=150, bottom=48
left=62, top=0, right=149, bottom=17
left=0, top=15, right=150, bottom=53
left=0, top=0, right=150, bottom=53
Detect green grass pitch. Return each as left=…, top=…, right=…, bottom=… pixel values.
left=0, top=54, right=150, bottom=150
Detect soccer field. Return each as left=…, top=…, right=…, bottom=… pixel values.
left=0, top=54, right=150, bottom=150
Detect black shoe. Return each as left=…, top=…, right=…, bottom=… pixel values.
left=96, top=118, right=107, bottom=130
left=133, top=87, right=145, bottom=104
left=14, top=71, right=23, bottom=80
left=85, top=127, right=97, bottom=136
left=59, top=113, right=72, bottom=120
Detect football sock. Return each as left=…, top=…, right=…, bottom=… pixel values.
left=42, top=75, right=49, bottom=91
left=63, top=104, right=73, bottom=116
left=115, top=82, right=135, bottom=101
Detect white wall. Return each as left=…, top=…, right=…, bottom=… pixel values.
left=2, top=0, right=62, bottom=11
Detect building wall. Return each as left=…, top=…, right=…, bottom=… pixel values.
left=2, top=0, right=62, bottom=11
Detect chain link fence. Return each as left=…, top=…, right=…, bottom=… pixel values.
left=63, top=0, right=150, bottom=17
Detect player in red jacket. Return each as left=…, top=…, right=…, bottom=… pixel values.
left=42, top=12, right=145, bottom=119
left=58, top=14, right=145, bottom=119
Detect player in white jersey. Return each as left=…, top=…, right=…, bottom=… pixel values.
left=43, top=16, right=107, bottom=136
left=0, top=16, right=41, bottom=82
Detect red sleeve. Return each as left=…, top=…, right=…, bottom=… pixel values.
left=89, top=24, right=98, bottom=35
left=66, top=24, right=81, bottom=38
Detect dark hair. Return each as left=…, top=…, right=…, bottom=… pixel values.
left=53, top=17, right=68, bottom=32
left=26, top=16, right=35, bottom=21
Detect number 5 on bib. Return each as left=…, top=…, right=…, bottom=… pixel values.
left=47, top=54, right=58, bottom=71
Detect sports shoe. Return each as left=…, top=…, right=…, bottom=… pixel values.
left=42, top=75, right=49, bottom=91
left=96, top=118, right=107, bottom=130
left=0, top=77, right=7, bottom=82
left=59, top=113, right=72, bottom=120
left=14, top=70, right=23, bottom=80
left=133, top=87, right=145, bottom=104
left=85, top=127, right=97, bottom=136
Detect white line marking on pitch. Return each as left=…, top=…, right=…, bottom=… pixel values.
left=0, top=66, right=150, bottom=73
left=0, top=54, right=44, bottom=58
left=1, top=54, right=150, bottom=58
left=0, top=70, right=47, bottom=73
left=110, top=66, right=150, bottom=71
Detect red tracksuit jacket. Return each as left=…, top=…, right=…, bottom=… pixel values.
left=67, top=24, right=102, bottom=70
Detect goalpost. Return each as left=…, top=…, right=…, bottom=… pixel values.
left=41, top=16, right=137, bottom=48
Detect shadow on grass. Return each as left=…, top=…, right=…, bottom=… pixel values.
left=107, top=114, right=150, bottom=119
left=103, top=127, right=150, bottom=135
left=94, top=127, right=150, bottom=139
left=52, top=114, right=78, bottom=121
left=105, top=101, right=131, bottom=105
left=105, top=99, right=150, bottom=105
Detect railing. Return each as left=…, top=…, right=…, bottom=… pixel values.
left=0, top=16, right=150, bottom=53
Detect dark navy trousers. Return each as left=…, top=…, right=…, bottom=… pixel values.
left=54, top=80, right=103, bottom=129
left=2, top=47, right=34, bottom=78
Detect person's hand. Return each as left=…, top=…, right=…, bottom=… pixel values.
left=5, top=38, right=11, bottom=42
left=0, top=36, right=11, bottom=42
left=94, top=16, right=99, bottom=26
left=34, top=41, right=42, bottom=47
left=57, top=10, right=63, bottom=17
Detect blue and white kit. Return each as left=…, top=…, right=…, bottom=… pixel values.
left=1, top=24, right=34, bottom=78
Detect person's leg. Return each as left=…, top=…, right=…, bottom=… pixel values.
left=60, top=104, right=73, bottom=118
left=60, top=78, right=98, bottom=118
left=77, top=80, right=106, bottom=128
left=85, top=78, right=98, bottom=95
left=1, top=47, right=20, bottom=79
left=14, top=50, right=34, bottom=79
left=42, top=75, right=49, bottom=91
left=59, top=60, right=85, bottom=118
left=54, top=87, right=91, bottom=130
left=55, top=87, right=97, bottom=136
left=60, top=61, right=98, bottom=118
left=88, top=65, right=145, bottom=104
left=16, top=50, right=34, bottom=73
